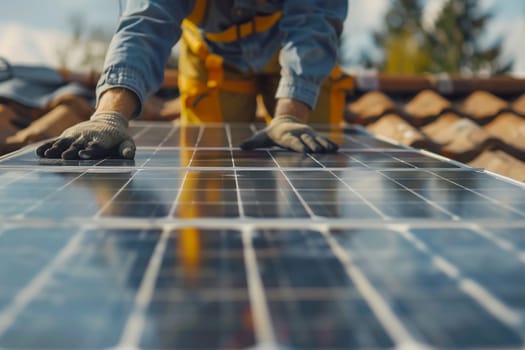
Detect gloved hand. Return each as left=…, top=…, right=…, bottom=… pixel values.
left=239, top=115, right=339, bottom=153
left=36, top=112, right=135, bottom=160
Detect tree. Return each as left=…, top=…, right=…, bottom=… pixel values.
left=365, top=0, right=512, bottom=75
left=426, top=0, right=512, bottom=74
left=367, top=0, right=430, bottom=74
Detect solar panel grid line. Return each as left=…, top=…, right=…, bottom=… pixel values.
left=93, top=170, right=142, bottom=219
left=118, top=129, right=205, bottom=348
left=394, top=227, right=524, bottom=334
left=225, top=125, right=245, bottom=219
left=5, top=212, right=525, bottom=230
left=0, top=230, right=86, bottom=337
left=345, top=150, right=392, bottom=169
left=13, top=170, right=95, bottom=220
left=317, top=226, right=426, bottom=349
left=472, top=224, right=521, bottom=254
left=306, top=154, right=391, bottom=220
left=376, top=171, right=461, bottom=221
left=158, top=124, right=181, bottom=149
left=242, top=227, right=277, bottom=347
left=388, top=151, right=449, bottom=169
left=429, top=171, right=525, bottom=218
left=459, top=281, right=523, bottom=330
left=114, top=176, right=204, bottom=345
left=75, top=218, right=525, bottom=230
left=117, top=228, right=171, bottom=348
left=266, top=152, right=317, bottom=219
left=345, top=152, right=461, bottom=173
left=263, top=286, right=360, bottom=301
left=172, top=127, right=234, bottom=221
left=431, top=255, right=461, bottom=279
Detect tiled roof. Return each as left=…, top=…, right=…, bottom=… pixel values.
left=346, top=75, right=525, bottom=182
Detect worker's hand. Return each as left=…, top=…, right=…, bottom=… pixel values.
left=36, top=112, right=135, bottom=160
left=239, top=115, right=339, bottom=153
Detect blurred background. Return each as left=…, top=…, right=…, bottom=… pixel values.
left=1, top=0, right=524, bottom=76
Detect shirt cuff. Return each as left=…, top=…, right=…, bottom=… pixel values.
left=275, top=75, right=320, bottom=110
left=96, top=65, right=146, bottom=119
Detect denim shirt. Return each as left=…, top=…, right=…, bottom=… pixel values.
left=97, top=0, right=348, bottom=116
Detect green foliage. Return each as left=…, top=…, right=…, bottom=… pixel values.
left=366, top=0, right=512, bottom=75
left=426, top=0, right=512, bottom=74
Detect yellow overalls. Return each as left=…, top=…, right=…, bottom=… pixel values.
left=178, top=0, right=353, bottom=125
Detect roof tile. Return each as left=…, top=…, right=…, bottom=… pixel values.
left=366, top=113, right=438, bottom=150
left=346, top=91, right=396, bottom=124
left=511, top=93, right=525, bottom=116
left=469, top=150, right=525, bottom=182
left=421, top=113, right=499, bottom=162
left=484, top=112, right=525, bottom=155
left=347, top=74, right=525, bottom=182
left=459, top=91, right=509, bottom=123
left=0, top=104, right=19, bottom=142
left=404, top=89, right=451, bottom=123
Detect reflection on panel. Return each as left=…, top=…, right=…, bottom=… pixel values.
left=0, top=228, right=161, bottom=349
left=0, top=123, right=524, bottom=349
left=141, top=229, right=255, bottom=349
left=330, top=228, right=524, bottom=348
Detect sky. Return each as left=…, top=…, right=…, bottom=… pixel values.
left=1, top=0, right=525, bottom=75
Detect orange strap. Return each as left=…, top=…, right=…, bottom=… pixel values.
left=187, top=0, right=207, bottom=24
left=205, top=12, right=283, bottom=43
left=180, top=18, right=258, bottom=96
left=329, top=66, right=354, bottom=125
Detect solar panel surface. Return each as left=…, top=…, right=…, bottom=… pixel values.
left=0, top=122, right=524, bottom=349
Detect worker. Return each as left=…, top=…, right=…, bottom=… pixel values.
left=37, top=0, right=350, bottom=160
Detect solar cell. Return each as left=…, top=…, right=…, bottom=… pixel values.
left=0, top=122, right=524, bottom=349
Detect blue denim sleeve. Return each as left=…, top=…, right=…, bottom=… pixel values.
left=97, top=0, right=191, bottom=117
left=276, top=0, right=348, bottom=109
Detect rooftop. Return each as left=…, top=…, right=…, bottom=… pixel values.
left=346, top=73, right=525, bottom=182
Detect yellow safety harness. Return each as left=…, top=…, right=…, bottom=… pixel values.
left=180, top=0, right=282, bottom=122
left=179, top=0, right=353, bottom=124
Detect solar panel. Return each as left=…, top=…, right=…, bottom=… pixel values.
left=0, top=122, right=524, bottom=349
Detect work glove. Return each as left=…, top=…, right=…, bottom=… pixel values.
left=36, top=112, right=135, bottom=160
left=239, top=115, right=339, bottom=153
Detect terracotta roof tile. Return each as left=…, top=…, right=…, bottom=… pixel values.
left=366, top=113, right=438, bottom=150
left=403, top=89, right=451, bottom=123
left=421, top=113, right=499, bottom=161
left=1, top=97, right=92, bottom=156
left=483, top=112, right=525, bottom=156
left=511, top=93, right=525, bottom=116
left=0, top=104, right=19, bottom=142
left=346, top=74, right=525, bottom=182
left=422, top=113, right=469, bottom=143
left=459, top=91, right=509, bottom=123
left=469, top=150, right=525, bottom=182
left=346, top=91, right=396, bottom=124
